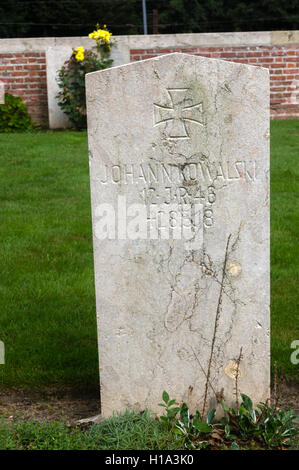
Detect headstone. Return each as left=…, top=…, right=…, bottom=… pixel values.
left=0, top=81, right=4, bottom=104
left=86, top=53, right=270, bottom=418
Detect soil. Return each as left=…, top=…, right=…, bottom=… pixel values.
left=0, top=381, right=298, bottom=426
left=276, top=381, right=299, bottom=415
left=0, top=386, right=101, bottom=426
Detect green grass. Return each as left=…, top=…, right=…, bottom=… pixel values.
left=0, top=411, right=185, bottom=450
left=0, top=122, right=298, bottom=390
left=0, top=131, right=98, bottom=388
left=0, top=407, right=297, bottom=450
left=270, top=120, right=299, bottom=380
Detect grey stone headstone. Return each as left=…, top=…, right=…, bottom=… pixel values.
left=86, top=53, right=270, bottom=418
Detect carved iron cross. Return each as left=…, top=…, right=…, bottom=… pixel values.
left=154, top=88, right=204, bottom=139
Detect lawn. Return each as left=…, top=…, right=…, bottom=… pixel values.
left=0, top=131, right=98, bottom=389
left=0, top=121, right=298, bottom=391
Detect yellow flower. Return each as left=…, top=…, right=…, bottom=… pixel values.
left=89, top=28, right=112, bottom=44
left=74, top=46, right=84, bottom=61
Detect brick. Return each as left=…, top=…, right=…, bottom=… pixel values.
left=10, top=59, right=28, bottom=64
left=233, top=59, right=249, bottom=64
left=24, top=64, right=42, bottom=70
left=0, top=65, right=13, bottom=71
left=11, top=83, right=28, bottom=89
left=141, top=55, right=156, bottom=60
left=24, top=52, right=41, bottom=57
left=220, top=52, right=235, bottom=58
left=271, top=98, right=284, bottom=104
left=271, top=50, right=285, bottom=56
left=12, top=71, right=28, bottom=76
left=247, top=52, right=263, bottom=57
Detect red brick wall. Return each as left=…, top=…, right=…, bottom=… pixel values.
left=131, top=45, right=299, bottom=119
left=0, top=52, right=48, bottom=126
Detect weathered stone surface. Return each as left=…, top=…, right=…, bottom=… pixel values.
left=0, top=81, right=4, bottom=104
left=86, top=53, right=270, bottom=418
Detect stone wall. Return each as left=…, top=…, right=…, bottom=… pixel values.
left=0, top=31, right=298, bottom=127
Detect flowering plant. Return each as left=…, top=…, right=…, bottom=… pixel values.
left=88, top=25, right=115, bottom=59
left=74, top=46, right=85, bottom=62
left=56, top=25, right=115, bottom=129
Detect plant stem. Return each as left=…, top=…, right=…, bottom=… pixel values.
left=202, top=234, right=231, bottom=418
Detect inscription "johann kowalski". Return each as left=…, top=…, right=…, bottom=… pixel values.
left=96, top=161, right=257, bottom=185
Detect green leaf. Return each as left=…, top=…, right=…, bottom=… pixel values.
left=168, top=399, right=176, bottom=406
left=162, top=391, right=169, bottom=404
left=221, top=401, right=229, bottom=413
left=171, top=407, right=181, bottom=414
left=180, top=403, right=190, bottom=428
left=241, top=394, right=253, bottom=413
left=194, top=422, right=212, bottom=433
left=231, top=442, right=240, bottom=450
left=193, top=410, right=202, bottom=427
left=207, top=408, right=216, bottom=424
left=173, top=427, right=183, bottom=435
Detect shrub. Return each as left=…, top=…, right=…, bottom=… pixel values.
left=0, top=93, right=35, bottom=133
left=56, top=25, right=114, bottom=130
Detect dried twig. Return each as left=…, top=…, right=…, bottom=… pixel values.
left=202, top=234, right=231, bottom=417
left=234, top=347, right=243, bottom=412
left=278, top=365, right=284, bottom=409
left=191, top=346, right=217, bottom=396
left=273, top=361, right=278, bottom=409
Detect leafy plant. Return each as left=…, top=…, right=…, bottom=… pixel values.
left=56, top=25, right=114, bottom=129
left=159, top=391, right=299, bottom=450
left=56, top=50, right=112, bottom=129
left=174, top=404, right=214, bottom=450
left=221, top=394, right=299, bottom=449
left=159, top=391, right=214, bottom=449
left=0, top=93, right=35, bottom=133
left=158, top=390, right=181, bottom=427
